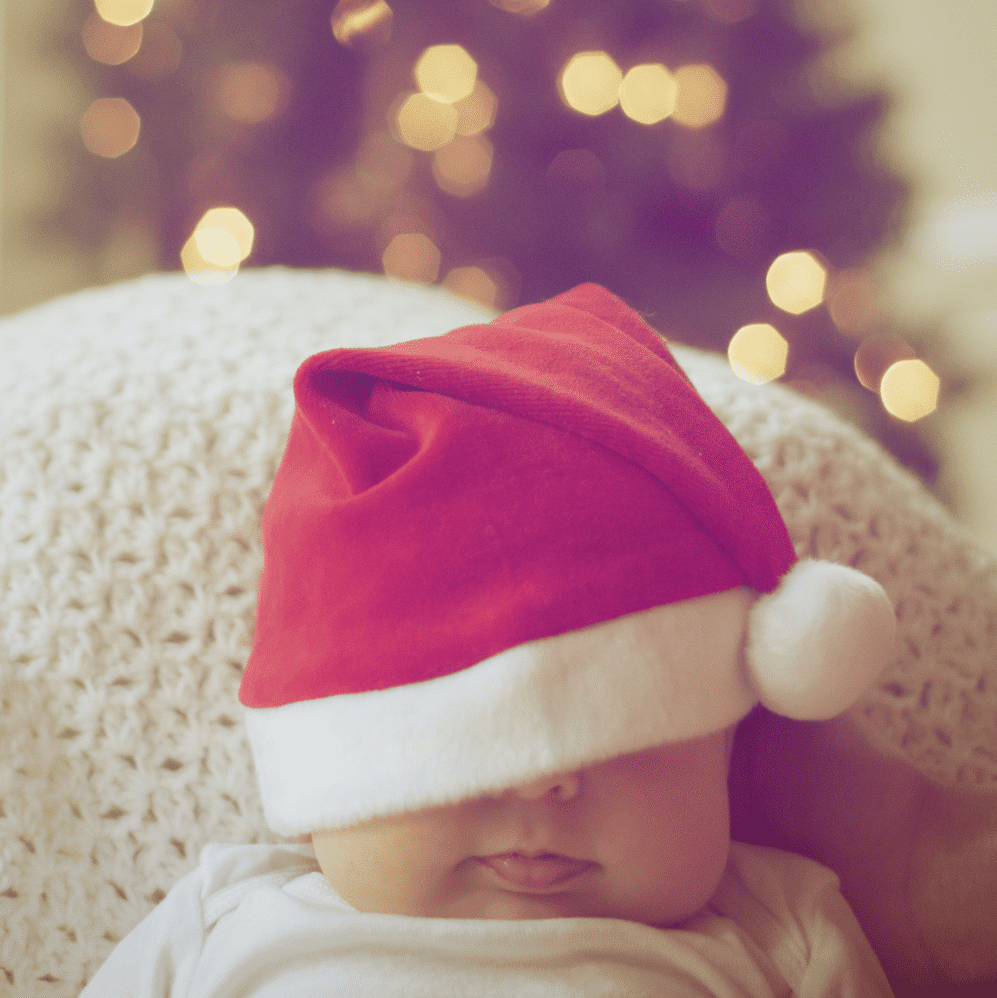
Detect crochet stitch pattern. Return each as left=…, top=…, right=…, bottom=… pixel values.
left=1, top=268, right=995, bottom=994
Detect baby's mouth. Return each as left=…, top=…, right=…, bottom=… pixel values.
left=475, top=852, right=597, bottom=891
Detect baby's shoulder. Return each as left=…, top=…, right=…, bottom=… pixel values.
left=708, top=843, right=856, bottom=969
left=195, top=841, right=320, bottom=904
left=724, top=841, right=842, bottom=906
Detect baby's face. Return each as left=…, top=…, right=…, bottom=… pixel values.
left=311, top=731, right=731, bottom=925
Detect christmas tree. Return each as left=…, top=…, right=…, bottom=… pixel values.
left=70, top=0, right=946, bottom=477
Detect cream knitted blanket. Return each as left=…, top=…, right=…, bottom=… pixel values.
left=1, top=267, right=995, bottom=995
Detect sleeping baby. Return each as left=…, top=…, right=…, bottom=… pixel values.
left=81, top=283, right=897, bottom=997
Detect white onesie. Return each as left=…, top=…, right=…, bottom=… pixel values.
left=80, top=840, right=894, bottom=997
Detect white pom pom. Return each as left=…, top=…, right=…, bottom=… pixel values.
left=745, top=559, right=897, bottom=720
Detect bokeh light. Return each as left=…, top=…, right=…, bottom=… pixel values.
left=559, top=52, right=623, bottom=116
left=393, top=93, right=458, bottom=151
left=853, top=334, right=915, bottom=391
left=826, top=267, right=882, bottom=336
left=415, top=45, right=478, bottom=104
left=443, top=258, right=518, bottom=310
left=331, top=0, right=393, bottom=49
left=619, top=64, right=678, bottom=125
left=181, top=237, right=238, bottom=285
left=217, top=61, right=291, bottom=124
left=80, top=98, right=141, bottom=158
left=454, top=80, right=497, bottom=136
left=82, top=13, right=142, bottom=65
left=432, top=135, right=493, bottom=197
left=194, top=227, right=242, bottom=269
left=766, top=250, right=827, bottom=314
left=488, top=0, right=550, bottom=14
left=197, top=207, right=254, bottom=260
left=880, top=359, right=940, bottom=422
left=671, top=64, right=727, bottom=128
left=382, top=232, right=441, bottom=284
left=94, top=0, right=154, bottom=28
left=127, top=21, right=183, bottom=80
left=181, top=207, right=254, bottom=285
left=728, top=323, right=788, bottom=383
left=443, top=265, right=501, bottom=310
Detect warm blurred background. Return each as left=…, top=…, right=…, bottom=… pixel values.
left=3, top=0, right=996, bottom=550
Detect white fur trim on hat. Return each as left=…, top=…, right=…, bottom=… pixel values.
left=244, top=588, right=758, bottom=836
left=745, top=559, right=897, bottom=720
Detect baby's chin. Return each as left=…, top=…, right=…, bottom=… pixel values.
left=442, top=888, right=602, bottom=921
left=435, top=888, right=691, bottom=926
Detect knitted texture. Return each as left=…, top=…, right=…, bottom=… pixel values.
left=1, top=267, right=995, bottom=994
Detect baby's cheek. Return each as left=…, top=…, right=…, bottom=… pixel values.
left=316, top=845, right=456, bottom=916
left=660, top=828, right=731, bottom=919
left=607, top=808, right=731, bottom=925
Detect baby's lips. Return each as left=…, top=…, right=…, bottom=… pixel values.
left=477, top=852, right=597, bottom=890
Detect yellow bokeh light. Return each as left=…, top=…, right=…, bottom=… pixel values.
left=194, top=227, right=242, bottom=269
left=196, top=207, right=255, bottom=260
left=217, top=61, right=291, bottom=124
left=94, top=0, right=154, bottom=27
left=671, top=64, right=727, bottom=128
left=432, top=135, right=493, bottom=197
left=454, top=80, right=498, bottom=136
left=853, top=334, right=915, bottom=392
left=182, top=208, right=253, bottom=285
left=880, top=359, right=940, bottom=422
left=766, top=250, right=827, bottom=314
left=382, top=232, right=441, bottom=284
left=181, top=236, right=238, bottom=286
left=80, top=98, right=141, bottom=158
left=728, top=324, right=788, bottom=384
left=331, top=0, right=393, bottom=48
left=393, top=92, right=458, bottom=151
left=443, top=259, right=517, bottom=310
left=82, top=13, right=142, bottom=65
left=559, top=52, right=623, bottom=116
left=443, top=266, right=501, bottom=310
left=489, top=0, right=550, bottom=15
left=619, top=64, right=678, bottom=125
left=415, top=44, right=478, bottom=104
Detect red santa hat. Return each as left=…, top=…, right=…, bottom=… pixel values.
left=240, top=283, right=896, bottom=836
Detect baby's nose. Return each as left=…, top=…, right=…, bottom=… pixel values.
left=510, top=771, right=581, bottom=802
